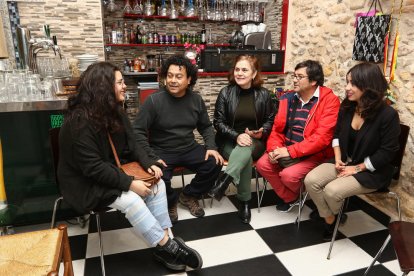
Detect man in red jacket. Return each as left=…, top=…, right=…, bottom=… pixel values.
left=256, top=60, right=340, bottom=212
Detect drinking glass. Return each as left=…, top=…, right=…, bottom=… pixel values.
left=107, top=0, right=118, bottom=12
left=124, top=0, right=133, bottom=14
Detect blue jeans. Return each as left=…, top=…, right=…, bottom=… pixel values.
left=109, top=180, right=172, bottom=246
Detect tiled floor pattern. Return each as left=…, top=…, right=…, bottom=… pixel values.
left=14, top=177, right=401, bottom=276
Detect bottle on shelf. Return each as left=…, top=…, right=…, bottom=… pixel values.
left=116, top=21, right=123, bottom=44
left=111, top=22, right=117, bottom=44
left=129, top=24, right=136, bottom=44
left=124, top=58, right=130, bottom=72
left=136, top=25, right=142, bottom=44
left=153, top=26, right=159, bottom=44
left=201, top=24, right=206, bottom=44
left=123, top=22, right=130, bottom=44
left=176, top=26, right=181, bottom=44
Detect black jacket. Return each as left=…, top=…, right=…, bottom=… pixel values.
left=213, top=85, right=277, bottom=148
left=335, top=104, right=400, bottom=190
left=57, top=111, right=158, bottom=213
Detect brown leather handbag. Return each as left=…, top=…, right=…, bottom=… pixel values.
left=108, top=133, right=159, bottom=186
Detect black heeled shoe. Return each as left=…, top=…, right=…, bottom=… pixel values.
left=208, top=173, right=233, bottom=201
left=238, top=200, right=251, bottom=224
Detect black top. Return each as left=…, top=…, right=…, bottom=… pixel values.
left=133, top=88, right=217, bottom=160
left=214, top=84, right=277, bottom=149
left=334, top=104, right=400, bottom=189
left=233, top=87, right=256, bottom=133
left=57, top=110, right=158, bottom=213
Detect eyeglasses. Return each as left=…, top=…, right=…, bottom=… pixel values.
left=291, top=74, right=309, bottom=81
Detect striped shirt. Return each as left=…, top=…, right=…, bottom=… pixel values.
left=285, top=90, right=319, bottom=146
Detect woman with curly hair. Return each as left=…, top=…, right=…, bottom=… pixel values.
left=304, top=62, right=400, bottom=241
left=58, top=62, right=202, bottom=271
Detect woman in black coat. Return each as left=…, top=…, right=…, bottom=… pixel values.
left=58, top=62, right=202, bottom=271
left=209, top=54, right=276, bottom=223
left=304, top=62, right=400, bottom=241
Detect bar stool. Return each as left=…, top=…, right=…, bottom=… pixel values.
left=0, top=224, right=73, bottom=276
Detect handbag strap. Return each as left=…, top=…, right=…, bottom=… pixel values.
left=107, top=133, right=122, bottom=169
left=366, top=0, right=384, bottom=15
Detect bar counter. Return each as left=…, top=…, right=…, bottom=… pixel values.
left=0, top=98, right=68, bottom=113
left=0, top=99, right=69, bottom=227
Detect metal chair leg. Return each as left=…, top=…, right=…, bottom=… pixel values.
left=327, top=200, right=345, bottom=260
left=258, top=178, right=267, bottom=213
left=363, top=234, right=391, bottom=275
left=364, top=191, right=401, bottom=275
left=181, top=171, right=185, bottom=188
left=253, top=167, right=261, bottom=213
left=51, top=196, right=63, bottom=229
left=295, top=189, right=308, bottom=230
left=94, top=212, right=106, bottom=276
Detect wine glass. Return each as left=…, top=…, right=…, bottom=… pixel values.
left=124, top=0, right=133, bottom=14
left=107, top=0, right=118, bottom=13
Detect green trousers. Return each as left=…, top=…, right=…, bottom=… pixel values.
left=221, top=139, right=265, bottom=201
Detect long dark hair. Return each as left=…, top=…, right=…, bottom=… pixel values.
left=228, top=54, right=264, bottom=88
left=65, top=62, right=123, bottom=132
left=341, top=63, right=388, bottom=121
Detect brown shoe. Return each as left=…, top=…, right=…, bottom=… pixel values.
left=179, top=193, right=205, bottom=218
left=168, top=203, right=178, bottom=224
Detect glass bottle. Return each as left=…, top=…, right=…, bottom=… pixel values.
left=176, top=26, right=181, bottom=45
left=116, top=21, right=123, bottom=44
left=135, top=25, right=142, bottom=44
left=201, top=24, right=206, bottom=44
left=153, top=26, right=159, bottom=44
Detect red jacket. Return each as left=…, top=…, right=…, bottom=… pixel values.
left=266, top=86, right=340, bottom=160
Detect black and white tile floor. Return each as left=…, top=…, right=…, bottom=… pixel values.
left=14, top=176, right=401, bottom=276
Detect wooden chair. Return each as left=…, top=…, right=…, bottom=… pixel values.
left=0, top=224, right=73, bottom=276
left=49, top=127, right=106, bottom=276
left=364, top=192, right=414, bottom=275
left=327, top=123, right=410, bottom=260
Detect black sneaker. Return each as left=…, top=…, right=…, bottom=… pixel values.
left=153, top=246, right=187, bottom=271
left=309, top=209, right=322, bottom=221
left=173, top=237, right=203, bottom=269
left=322, top=221, right=336, bottom=242
left=276, top=199, right=299, bottom=213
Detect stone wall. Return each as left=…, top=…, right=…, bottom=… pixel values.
left=285, top=0, right=414, bottom=221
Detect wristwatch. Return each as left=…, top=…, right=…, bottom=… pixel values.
left=355, top=165, right=362, bottom=173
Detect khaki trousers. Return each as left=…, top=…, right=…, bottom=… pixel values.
left=304, top=163, right=376, bottom=218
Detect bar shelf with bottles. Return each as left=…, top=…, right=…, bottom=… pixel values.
left=105, top=43, right=230, bottom=47
left=123, top=13, right=199, bottom=20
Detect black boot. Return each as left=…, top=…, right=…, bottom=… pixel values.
left=238, top=200, right=251, bottom=224
left=208, top=173, right=233, bottom=201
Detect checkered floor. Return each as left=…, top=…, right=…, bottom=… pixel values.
left=14, top=176, right=401, bottom=276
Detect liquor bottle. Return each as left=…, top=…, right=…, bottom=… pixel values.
left=111, top=23, right=117, bottom=44
left=136, top=25, right=142, bottom=44
left=116, top=21, right=123, bottom=44
left=153, top=26, right=159, bottom=44
left=123, top=22, right=130, bottom=44
left=201, top=24, right=206, bottom=44
left=129, top=24, right=136, bottom=44
left=124, top=58, right=130, bottom=72
left=176, top=26, right=181, bottom=44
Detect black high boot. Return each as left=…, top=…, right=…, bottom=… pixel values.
left=238, top=200, right=251, bottom=224
left=208, top=173, right=233, bottom=201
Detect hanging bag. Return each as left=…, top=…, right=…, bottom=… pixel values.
left=108, top=133, right=159, bottom=186
left=352, top=0, right=391, bottom=63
